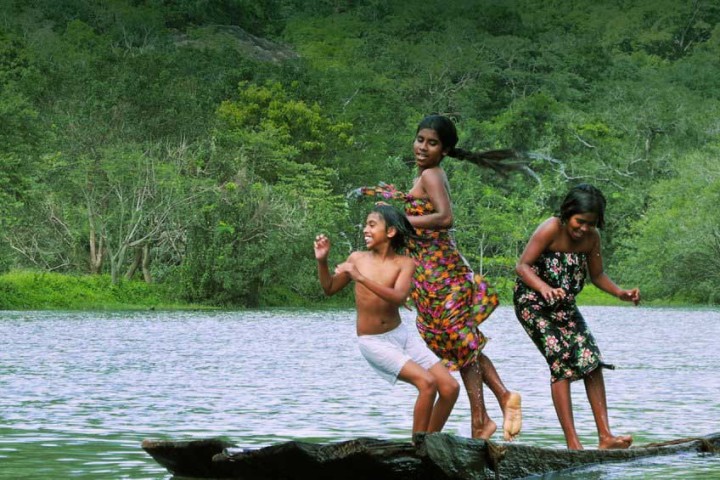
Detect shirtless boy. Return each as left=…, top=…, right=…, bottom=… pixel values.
left=314, top=204, right=459, bottom=435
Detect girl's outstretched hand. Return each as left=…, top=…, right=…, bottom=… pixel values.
left=346, top=187, right=364, bottom=199
left=618, top=288, right=641, bottom=305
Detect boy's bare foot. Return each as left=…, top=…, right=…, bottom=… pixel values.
left=599, top=435, right=633, bottom=450
left=473, top=419, right=497, bottom=440
left=502, top=392, right=522, bottom=441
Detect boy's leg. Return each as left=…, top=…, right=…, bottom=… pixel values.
left=550, top=378, right=583, bottom=450
left=477, top=353, right=522, bottom=440
left=397, top=360, right=438, bottom=434
left=584, top=368, right=633, bottom=449
left=460, top=359, right=496, bottom=439
left=426, top=362, right=460, bottom=432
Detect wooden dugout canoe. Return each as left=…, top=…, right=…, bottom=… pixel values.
left=141, top=431, right=719, bottom=480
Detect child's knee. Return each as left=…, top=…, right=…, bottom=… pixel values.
left=432, top=372, right=459, bottom=398
left=431, top=367, right=460, bottom=399
left=417, top=374, right=438, bottom=395
left=442, top=377, right=460, bottom=400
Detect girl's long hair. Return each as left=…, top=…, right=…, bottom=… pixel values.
left=417, top=114, right=539, bottom=180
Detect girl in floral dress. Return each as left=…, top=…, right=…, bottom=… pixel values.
left=359, top=114, right=522, bottom=441
left=514, top=183, right=640, bottom=450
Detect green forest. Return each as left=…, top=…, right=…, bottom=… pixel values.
left=1, top=0, right=719, bottom=309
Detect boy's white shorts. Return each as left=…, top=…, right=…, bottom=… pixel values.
left=357, top=321, right=441, bottom=385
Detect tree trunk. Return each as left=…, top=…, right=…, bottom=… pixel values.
left=89, top=226, right=104, bottom=274
left=125, top=248, right=142, bottom=280
left=142, top=243, right=152, bottom=283
left=109, top=243, right=128, bottom=285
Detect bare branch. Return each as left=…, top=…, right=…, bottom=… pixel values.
left=573, top=133, right=596, bottom=149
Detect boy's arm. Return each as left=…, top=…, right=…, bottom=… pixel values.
left=336, top=256, right=414, bottom=306
left=317, top=257, right=352, bottom=296
left=314, top=234, right=351, bottom=296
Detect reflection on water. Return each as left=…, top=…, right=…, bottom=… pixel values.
left=1, top=307, right=718, bottom=479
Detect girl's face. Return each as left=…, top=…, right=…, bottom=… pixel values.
left=413, top=128, right=447, bottom=169
left=363, top=212, right=391, bottom=249
left=565, top=212, right=598, bottom=242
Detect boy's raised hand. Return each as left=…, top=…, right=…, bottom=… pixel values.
left=314, top=234, right=331, bottom=261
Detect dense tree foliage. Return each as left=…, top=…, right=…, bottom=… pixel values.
left=0, top=0, right=718, bottom=306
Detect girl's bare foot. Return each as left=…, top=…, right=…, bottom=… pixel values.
left=599, top=434, right=633, bottom=450
left=501, top=392, right=523, bottom=441
left=473, top=419, right=497, bottom=440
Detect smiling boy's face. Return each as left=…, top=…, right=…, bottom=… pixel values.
left=363, top=212, right=394, bottom=249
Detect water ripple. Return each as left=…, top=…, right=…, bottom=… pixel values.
left=1, top=307, right=718, bottom=478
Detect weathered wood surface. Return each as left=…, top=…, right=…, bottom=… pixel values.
left=141, top=432, right=719, bottom=480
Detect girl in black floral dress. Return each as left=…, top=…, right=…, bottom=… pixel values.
left=513, top=184, right=640, bottom=450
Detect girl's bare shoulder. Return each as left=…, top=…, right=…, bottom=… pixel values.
left=584, top=228, right=602, bottom=253
left=420, top=166, right=446, bottom=180
left=535, top=216, right=562, bottom=237
left=534, top=217, right=565, bottom=251
left=411, top=167, right=447, bottom=198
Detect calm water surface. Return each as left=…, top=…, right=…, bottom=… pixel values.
left=1, top=307, right=719, bottom=479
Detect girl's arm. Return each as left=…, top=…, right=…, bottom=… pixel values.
left=407, top=168, right=453, bottom=229
left=335, top=257, right=414, bottom=306
left=516, top=218, right=567, bottom=302
left=587, top=237, right=641, bottom=305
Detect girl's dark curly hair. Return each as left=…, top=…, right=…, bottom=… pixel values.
left=559, top=183, right=607, bottom=229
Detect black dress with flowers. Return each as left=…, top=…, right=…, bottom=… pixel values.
left=513, top=251, right=609, bottom=383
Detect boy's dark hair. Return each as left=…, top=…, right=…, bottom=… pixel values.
left=559, top=183, right=607, bottom=229
left=371, top=204, right=415, bottom=251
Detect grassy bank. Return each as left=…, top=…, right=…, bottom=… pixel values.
left=576, top=284, right=627, bottom=306
left=0, top=270, right=691, bottom=311
left=0, top=270, right=207, bottom=311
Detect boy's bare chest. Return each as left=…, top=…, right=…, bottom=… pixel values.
left=356, top=257, right=400, bottom=285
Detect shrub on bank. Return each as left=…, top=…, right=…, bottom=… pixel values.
left=0, top=270, right=180, bottom=310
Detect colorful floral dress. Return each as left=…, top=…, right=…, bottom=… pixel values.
left=360, top=184, right=499, bottom=371
left=513, top=251, right=609, bottom=383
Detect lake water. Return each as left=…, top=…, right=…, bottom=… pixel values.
left=1, top=306, right=718, bottom=479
